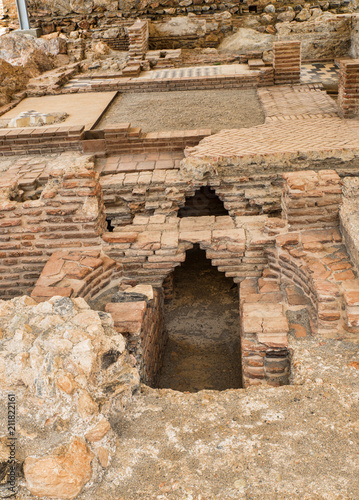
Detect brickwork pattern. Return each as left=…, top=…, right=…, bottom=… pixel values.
left=106, top=287, right=166, bottom=386
left=31, top=250, right=120, bottom=303
left=83, top=123, right=211, bottom=156
left=127, top=20, right=149, bottom=58
left=185, top=116, right=359, bottom=159
left=0, top=162, right=105, bottom=298
left=273, top=41, right=301, bottom=85
left=56, top=67, right=274, bottom=96
left=0, top=125, right=84, bottom=157
left=240, top=276, right=290, bottom=388
left=267, top=228, right=357, bottom=338
left=338, top=58, right=359, bottom=118
left=257, top=85, right=338, bottom=122
left=102, top=215, right=278, bottom=288
left=282, top=170, right=342, bottom=230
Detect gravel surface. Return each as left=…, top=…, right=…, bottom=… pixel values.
left=96, top=89, right=265, bottom=133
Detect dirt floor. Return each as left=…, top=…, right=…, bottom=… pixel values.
left=96, top=89, right=265, bottom=133
left=157, top=246, right=242, bottom=392
left=80, top=337, right=359, bottom=500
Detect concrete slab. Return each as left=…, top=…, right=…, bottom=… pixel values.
left=1, top=92, right=117, bottom=130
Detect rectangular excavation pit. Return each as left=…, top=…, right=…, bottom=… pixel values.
left=95, top=89, right=265, bottom=133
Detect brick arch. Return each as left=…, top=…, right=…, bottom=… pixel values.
left=103, top=215, right=270, bottom=289
left=267, top=229, right=356, bottom=336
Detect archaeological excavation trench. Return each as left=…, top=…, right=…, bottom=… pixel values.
left=157, top=245, right=242, bottom=392
left=2, top=15, right=359, bottom=497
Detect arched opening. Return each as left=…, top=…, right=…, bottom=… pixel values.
left=157, top=244, right=242, bottom=392
left=178, top=186, right=229, bottom=218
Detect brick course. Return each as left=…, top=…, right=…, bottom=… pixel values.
left=273, top=41, right=301, bottom=85
left=338, top=58, right=359, bottom=118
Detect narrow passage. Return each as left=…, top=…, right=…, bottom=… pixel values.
left=157, top=245, right=242, bottom=392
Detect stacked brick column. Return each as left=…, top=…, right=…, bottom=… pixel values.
left=273, top=41, right=301, bottom=85
left=127, top=20, right=149, bottom=58
left=240, top=276, right=290, bottom=388
left=338, top=59, right=359, bottom=118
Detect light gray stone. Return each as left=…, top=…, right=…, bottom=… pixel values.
left=218, top=27, right=274, bottom=54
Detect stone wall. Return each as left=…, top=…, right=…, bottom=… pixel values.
left=338, top=58, right=359, bottom=118
left=276, top=13, right=351, bottom=61
left=350, top=13, right=359, bottom=57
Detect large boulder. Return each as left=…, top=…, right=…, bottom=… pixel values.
left=218, top=27, right=274, bottom=54
left=149, top=16, right=207, bottom=38
left=0, top=32, right=65, bottom=74
left=0, top=296, right=139, bottom=499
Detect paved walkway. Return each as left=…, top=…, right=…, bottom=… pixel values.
left=257, top=84, right=338, bottom=121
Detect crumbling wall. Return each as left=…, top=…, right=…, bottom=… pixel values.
left=350, top=13, right=359, bottom=58
left=0, top=156, right=106, bottom=299
left=276, top=13, right=351, bottom=60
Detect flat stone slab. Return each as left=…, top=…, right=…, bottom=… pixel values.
left=0, top=92, right=117, bottom=131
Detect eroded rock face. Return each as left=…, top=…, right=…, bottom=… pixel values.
left=24, top=437, right=93, bottom=499
left=0, top=296, right=139, bottom=499
left=218, top=28, right=274, bottom=54
left=149, top=16, right=207, bottom=38
left=0, top=58, right=28, bottom=107
left=275, top=13, right=351, bottom=60
left=0, top=32, right=54, bottom=68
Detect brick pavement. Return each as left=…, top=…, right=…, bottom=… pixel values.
left=257, top=84, right=338, bottom=122
left=96, top=151, right=184, bottom=175
left=185, top=116, right=359, bottom=159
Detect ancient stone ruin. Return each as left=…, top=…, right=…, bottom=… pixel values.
left=1, top=0, right=359, bottom=498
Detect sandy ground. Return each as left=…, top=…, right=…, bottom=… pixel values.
left=158, top=246, right=242, bottom=392
left=75, top=337, right=359, bottom=500
left=96, top=89, right=265, bottom=133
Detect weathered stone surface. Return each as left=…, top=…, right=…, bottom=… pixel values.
left=24, top=437, right=93, bottom=499
left=218, top=28, right=274, bottom=54
left=277, top=8, right=295, bottom=22
left=149, top=16, right=206, bottom=38
left=0, top=296, right=139, bottom=498
left=295, top=7, right=311, bottom=21
left=0, top=32, right=57, bottom=71
left=275, top=13, right=351, bottom=60
left=0, top=58, right=28, bottom=107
